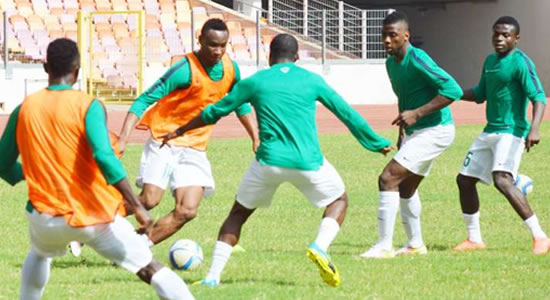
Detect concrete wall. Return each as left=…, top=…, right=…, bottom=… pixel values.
left=0, top=60, right=397, bottom=114
left=399, top=0, right=550, bottom=91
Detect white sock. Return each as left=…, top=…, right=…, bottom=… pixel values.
left=524, top=215, right=547, bottom=239
left=463, top=212, right=483, bottom=243
left=377, top=191, right=400, bottom=251
left=205, top=241, right=233, bottom=283
left=151, top=267, right=194, bottom=300
left=20, top=250, right=52, bottom=300
left=313, top=217, right=340, bottom=252
left=140, top=234, right=154, bottom=248
left=400, top=191, right=424, bottom=248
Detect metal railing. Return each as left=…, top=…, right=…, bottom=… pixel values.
left=269, top=0, right=391, bottom=59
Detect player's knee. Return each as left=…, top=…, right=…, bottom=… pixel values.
left=174, top=205, right=198, bottom=222
left=378, top=172, right=394, bottom=190
left=456, top=174, right=471, bottom=189
left=141, top=192, right=162, bottom=210
left=493, top=173, right=513, bottom=191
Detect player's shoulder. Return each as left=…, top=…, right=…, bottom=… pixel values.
left=409, top=46, right=436, bottom=65
left=512, top=49, right=536, bottom=68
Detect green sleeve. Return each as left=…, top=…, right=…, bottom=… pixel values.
left=85, top=100, right=127, bottom=184
left=516, top=56, right=547, bottom=103
left=0, top=105, right=24, bottom=186
left=129, top=58, right=192, bottom=117
left=231, top=61, right=253, bottom=116
left=316, top=77, right=391, bottom=152
left=202, top=78, right=254, bottom=124
left=412, top=52, right=463, bottom=100
left=472, top=61, right=487, bottom=104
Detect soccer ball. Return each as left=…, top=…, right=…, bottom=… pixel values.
left=169, top=239, right=203, bottom=271
left=514, top=174, right=533, bottom=195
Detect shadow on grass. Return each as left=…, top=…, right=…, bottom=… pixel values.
left=14, top=258, right=115, bottom=269
left=221, top=277, right=298, bottom=287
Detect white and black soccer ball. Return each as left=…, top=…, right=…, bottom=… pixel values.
left=514, top=174, right=533, bottom=195
left=169, top=239, right=203, bottom=271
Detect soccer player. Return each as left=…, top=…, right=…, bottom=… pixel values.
left=0, top=39, right=193, bottom=299
left=117, top=19, right=259, bottom=246
left=454, top=16, right=549, bottom=254
left=159, top=34, right=393, bottom=287
left=359, top=11, right=463, bottom=258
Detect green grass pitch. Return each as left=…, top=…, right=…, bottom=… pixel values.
left=1, top=123, right=550, bottom=299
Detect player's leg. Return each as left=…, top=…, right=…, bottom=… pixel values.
left=21, top=207, right=83, bottom=300
left=20, top=250, right=52, bottom=300
left=492, top=134, right=549, bottom=254
left=291, top=159, right=346, bottom=287
left=201, top=160, right=278, bottom=286
left=360, top=159, right=410, bottom=258
left=140, top=183, right=166, bottom=210
left=146, top=186, right=204, bottom=245
left=201, top=201, right=256, bottom=286
left=454, top=133, right=494, bottom=251
left=395, top=174, right=427, bottom=256
left=86, top=215, right=194, bottom=299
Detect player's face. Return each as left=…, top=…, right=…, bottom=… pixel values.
left=198, top=29, right=229, bottom=67
left=492, top=24, right=519, bottom=56
left=381, top=22, right=409, bottom=56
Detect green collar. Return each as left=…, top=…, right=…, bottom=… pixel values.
left=47, top=84, right=73, bottom=91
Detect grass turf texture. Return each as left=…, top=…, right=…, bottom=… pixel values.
left=1, top=123, right=550, bottom=299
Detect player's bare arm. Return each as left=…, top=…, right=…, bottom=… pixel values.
left=160, top=115, right=207, bottom=148
left=392, top=94, right=453, bottom=127
left=461, top=88, right=478, bottom=102
left=237, top=113, right=260, bottom=153
left=526, top=101, right=546, bottom=152
left=118, top=112, right=140, bottom=156
left=114, top=178, right=154, bottom=234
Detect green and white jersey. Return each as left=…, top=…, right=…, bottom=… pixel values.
left=386, top=45, right=463, bottom=135
left=473, top=49, right=546, bottom=137
left=201, top=62, right=391, bottom=171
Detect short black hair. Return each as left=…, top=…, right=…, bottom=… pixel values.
left=493, top=16, right=520, bottom=34
left=383, top=11, right=409, bottom=27
left=270, top=34, right=298, bottom=60
left=46, top=38, right=80, bottom=78
left=200, top=18, right=228, bottom=36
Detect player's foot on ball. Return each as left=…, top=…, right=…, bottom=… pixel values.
left=68, top=241, right=83, bottom=257
left=453, top=239, right=486, bottom=252
left=358, top=245, right=395, bottom=259
left=192, top=279, right=218, bottom=287
left=532, top=237, right=550, bottom=255
left=306, top=242, right=340, bottom=287
left=394, top=244, right=428, bottom=256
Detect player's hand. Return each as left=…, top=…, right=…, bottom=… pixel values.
left=525, top=129, right=540, bottom=152
left=118, top=139, right=127, bottom=157
left=159, top=131, right=178, bottom=148
left=380, top=145, right=395, bottom=156
left=134, top=207, right=154, bottom=236
left=252, top=138, right=260, bottom=153
left=392, top=110, right=420, bottom=127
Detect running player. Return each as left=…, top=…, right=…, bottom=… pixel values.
left=160, top=34, right=393, bottom=287
left=360, top=11, right=463, bottom=258
left=454, top=16, right=550, bottom=254
left=0, top=38, right=193, bottom=300
left=117, top=19, right=259, bottom=246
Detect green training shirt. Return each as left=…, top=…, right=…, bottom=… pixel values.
left=129, top=55, right=251, bottom=118
left=201, top=62, right=391, bottom=171
left=472, top=49, right=547, bottom=137
left=386, top=45, right=463, bottom=135
left=0, top=86, right=126, bottom=186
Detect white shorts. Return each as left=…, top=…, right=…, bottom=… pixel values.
left=236, top=159, right=346, bottom=209
left=394, top=124, right=455, bottom=176
left=136, top=137, right=215, bottom=197
left=26, top=210, right=152, bottom=273
left=459, top=132, right=524, bottom=184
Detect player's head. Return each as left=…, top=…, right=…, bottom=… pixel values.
left=492, top=16, right=520, bottom=56
left=198, top=18, right=229, bottom=67
left=269, top=34, right=299, bottom=66
left=44, top=38, right=80, bottom=84
left=381, top=11, right=410, bottom=56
